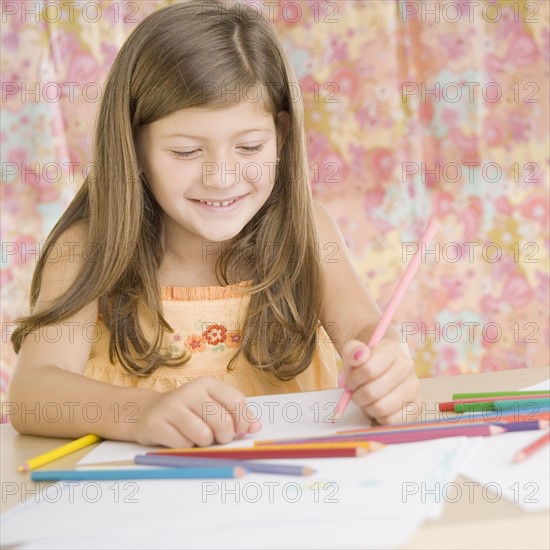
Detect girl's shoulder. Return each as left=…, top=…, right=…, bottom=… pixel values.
left=311, top=199, right=346, bottom=253
left=37, top=221, right=91, bottom=308
left=45, top=220, right=90, bottom=263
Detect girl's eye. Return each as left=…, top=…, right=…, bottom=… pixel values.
left=239, top=145, right=263, bottom=153
left=169, top=145, right=263, bottom=159
left=170, top=150, right=199, bottom=159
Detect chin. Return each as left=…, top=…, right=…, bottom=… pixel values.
left=202, top=231, right=241, bottom=243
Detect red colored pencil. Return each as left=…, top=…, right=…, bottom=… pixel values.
left=439, top=393, right=550, bottom=411
left=147, top=448, right=369, bottom=459
left=513, top=431, right=550, bottom=463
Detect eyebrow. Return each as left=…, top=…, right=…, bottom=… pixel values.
left=163, top=128, right=272, bottom=139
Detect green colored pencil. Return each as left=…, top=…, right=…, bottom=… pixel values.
left=454, top=402, right=497, bottom=413
left=453, top=390, right=549, bottom=399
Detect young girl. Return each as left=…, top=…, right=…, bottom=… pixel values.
left=9, top=0, right=421, bottom=448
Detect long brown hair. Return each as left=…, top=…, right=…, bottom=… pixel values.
left=11, top=0, right=323, bottom=381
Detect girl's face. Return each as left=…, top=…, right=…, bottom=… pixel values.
left=137, top=100, right=281, bottom=246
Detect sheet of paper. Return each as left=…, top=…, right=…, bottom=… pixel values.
left=520, top=379, right=550, bottom=392
left=459, top=429, right=549, bottom=511
left=2, top=437, right=470, bottom=549
left=457, top=377, right=550, bottom=511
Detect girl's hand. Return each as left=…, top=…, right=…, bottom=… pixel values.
left=131, top=378, right=262, bottom=448
left=341, top=339, right=422, bottom=424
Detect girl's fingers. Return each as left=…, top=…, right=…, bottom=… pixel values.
left=170, top=406, right=218, bottom=447
left=350, top=356, right=409, bottom=409
left=362, top=376, right=422, bottom=425
left=341, top=340, right=371, bottom=375
left=345, top=339, right=399, bottom=391
left=145, top=417, right=197, bottom=448
left=202, top=379, right=262, bottom=439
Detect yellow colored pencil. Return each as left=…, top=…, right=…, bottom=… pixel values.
left=18, top=434, right=102, bottom=472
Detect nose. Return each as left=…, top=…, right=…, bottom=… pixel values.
left=202, top=156, right=240, bottom=189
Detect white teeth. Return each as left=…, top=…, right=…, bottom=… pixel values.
left=200, top=199, right=236, bottom=207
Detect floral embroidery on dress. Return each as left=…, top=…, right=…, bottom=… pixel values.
left=184, top=334, right=206, bottom=353
left=167, top=323, right=242, bottom=355
left=225, top=330, right=241, bottom=348
left=203, top=323, right=227, bottom=346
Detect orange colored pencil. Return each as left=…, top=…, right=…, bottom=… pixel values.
left=513, top=431, right=550, bottom=463
left=147, top=448, right=370, bottom=459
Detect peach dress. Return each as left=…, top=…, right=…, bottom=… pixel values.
left=84, top=281, right=339, bottom=397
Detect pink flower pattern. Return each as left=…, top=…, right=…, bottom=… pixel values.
left=1, top=1, right=548, bottom=419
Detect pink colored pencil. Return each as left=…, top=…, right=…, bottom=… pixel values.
left=332, top=217, right=440, bottom=421
left=256, top=424, right=503, bottom=446
left=513, top=431, right=550, bottom=463
left=337, top=417, right=550, bottom=433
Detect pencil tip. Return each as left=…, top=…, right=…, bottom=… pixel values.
left=303, top=467, right=316, bottom=475
left=490, top=425, right=506, bottom=435
left=235, top=467, right=247, bottom=478
left=512, top=453, right=524, bottom=463
left=18, top=464, right=27, bottom=473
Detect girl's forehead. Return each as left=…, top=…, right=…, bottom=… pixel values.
left=151, top=101, right=275, bottom=132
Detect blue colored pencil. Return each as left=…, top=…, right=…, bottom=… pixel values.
left=134, top=454, right=315, bottom=476
left=31, top=467, right=246, bottom=481
left=494, top=398, right=550, bottom=411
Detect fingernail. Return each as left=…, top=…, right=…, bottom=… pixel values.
left=237, top=432, right=246, bottom=438
left=353, top=347, right=365, bottom=361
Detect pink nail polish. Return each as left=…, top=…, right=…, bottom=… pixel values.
left=353, top=348, right=365, bottom=361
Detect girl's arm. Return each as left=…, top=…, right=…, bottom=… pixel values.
left=7, top=222, right=159, bottom=440
left=313, top=201, right=422, bottom=423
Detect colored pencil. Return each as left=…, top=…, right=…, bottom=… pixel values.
left=494, top=398, right=550, bottom=411
left=133, top=454, right=315, bottom=476
left=331, top=217, right=440, bottom=422
left=18, top=434, right=102, bottom=473
left=331, top=420, right=549, bottom=438
left=453, top=390, right=550, bottom=399
left=454, top=410, right=550, bottom=422
left=454, top=402, right=498, bottom=413
left=147, top=448, right=369, bottom=459
left=31, top=467, right=246, bottom=481
left=439, top=393, right=550, bottom=411
left=151, top=442, right=383, bottom=453
left=455, top=400, right=550, bottom=413
left=513, top=431, right=550, bottom=463
left=254, top=425, right=504, bottom=446
left=498, top=420, right=549, bottom=432
left=336, top=414, right=550, bottom=434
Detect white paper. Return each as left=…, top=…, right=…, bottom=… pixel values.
left=1, top=389, right=479, bottom=549
left=457, top=378, right=550, bottom=511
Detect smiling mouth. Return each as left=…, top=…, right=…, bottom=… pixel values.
left=198, top=199, right=238, bottom=207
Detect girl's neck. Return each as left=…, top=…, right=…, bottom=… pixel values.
left=158, top=241, right=247, bottom=288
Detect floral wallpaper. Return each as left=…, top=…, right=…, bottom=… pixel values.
left=1, top=0, right=549, bottom=416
